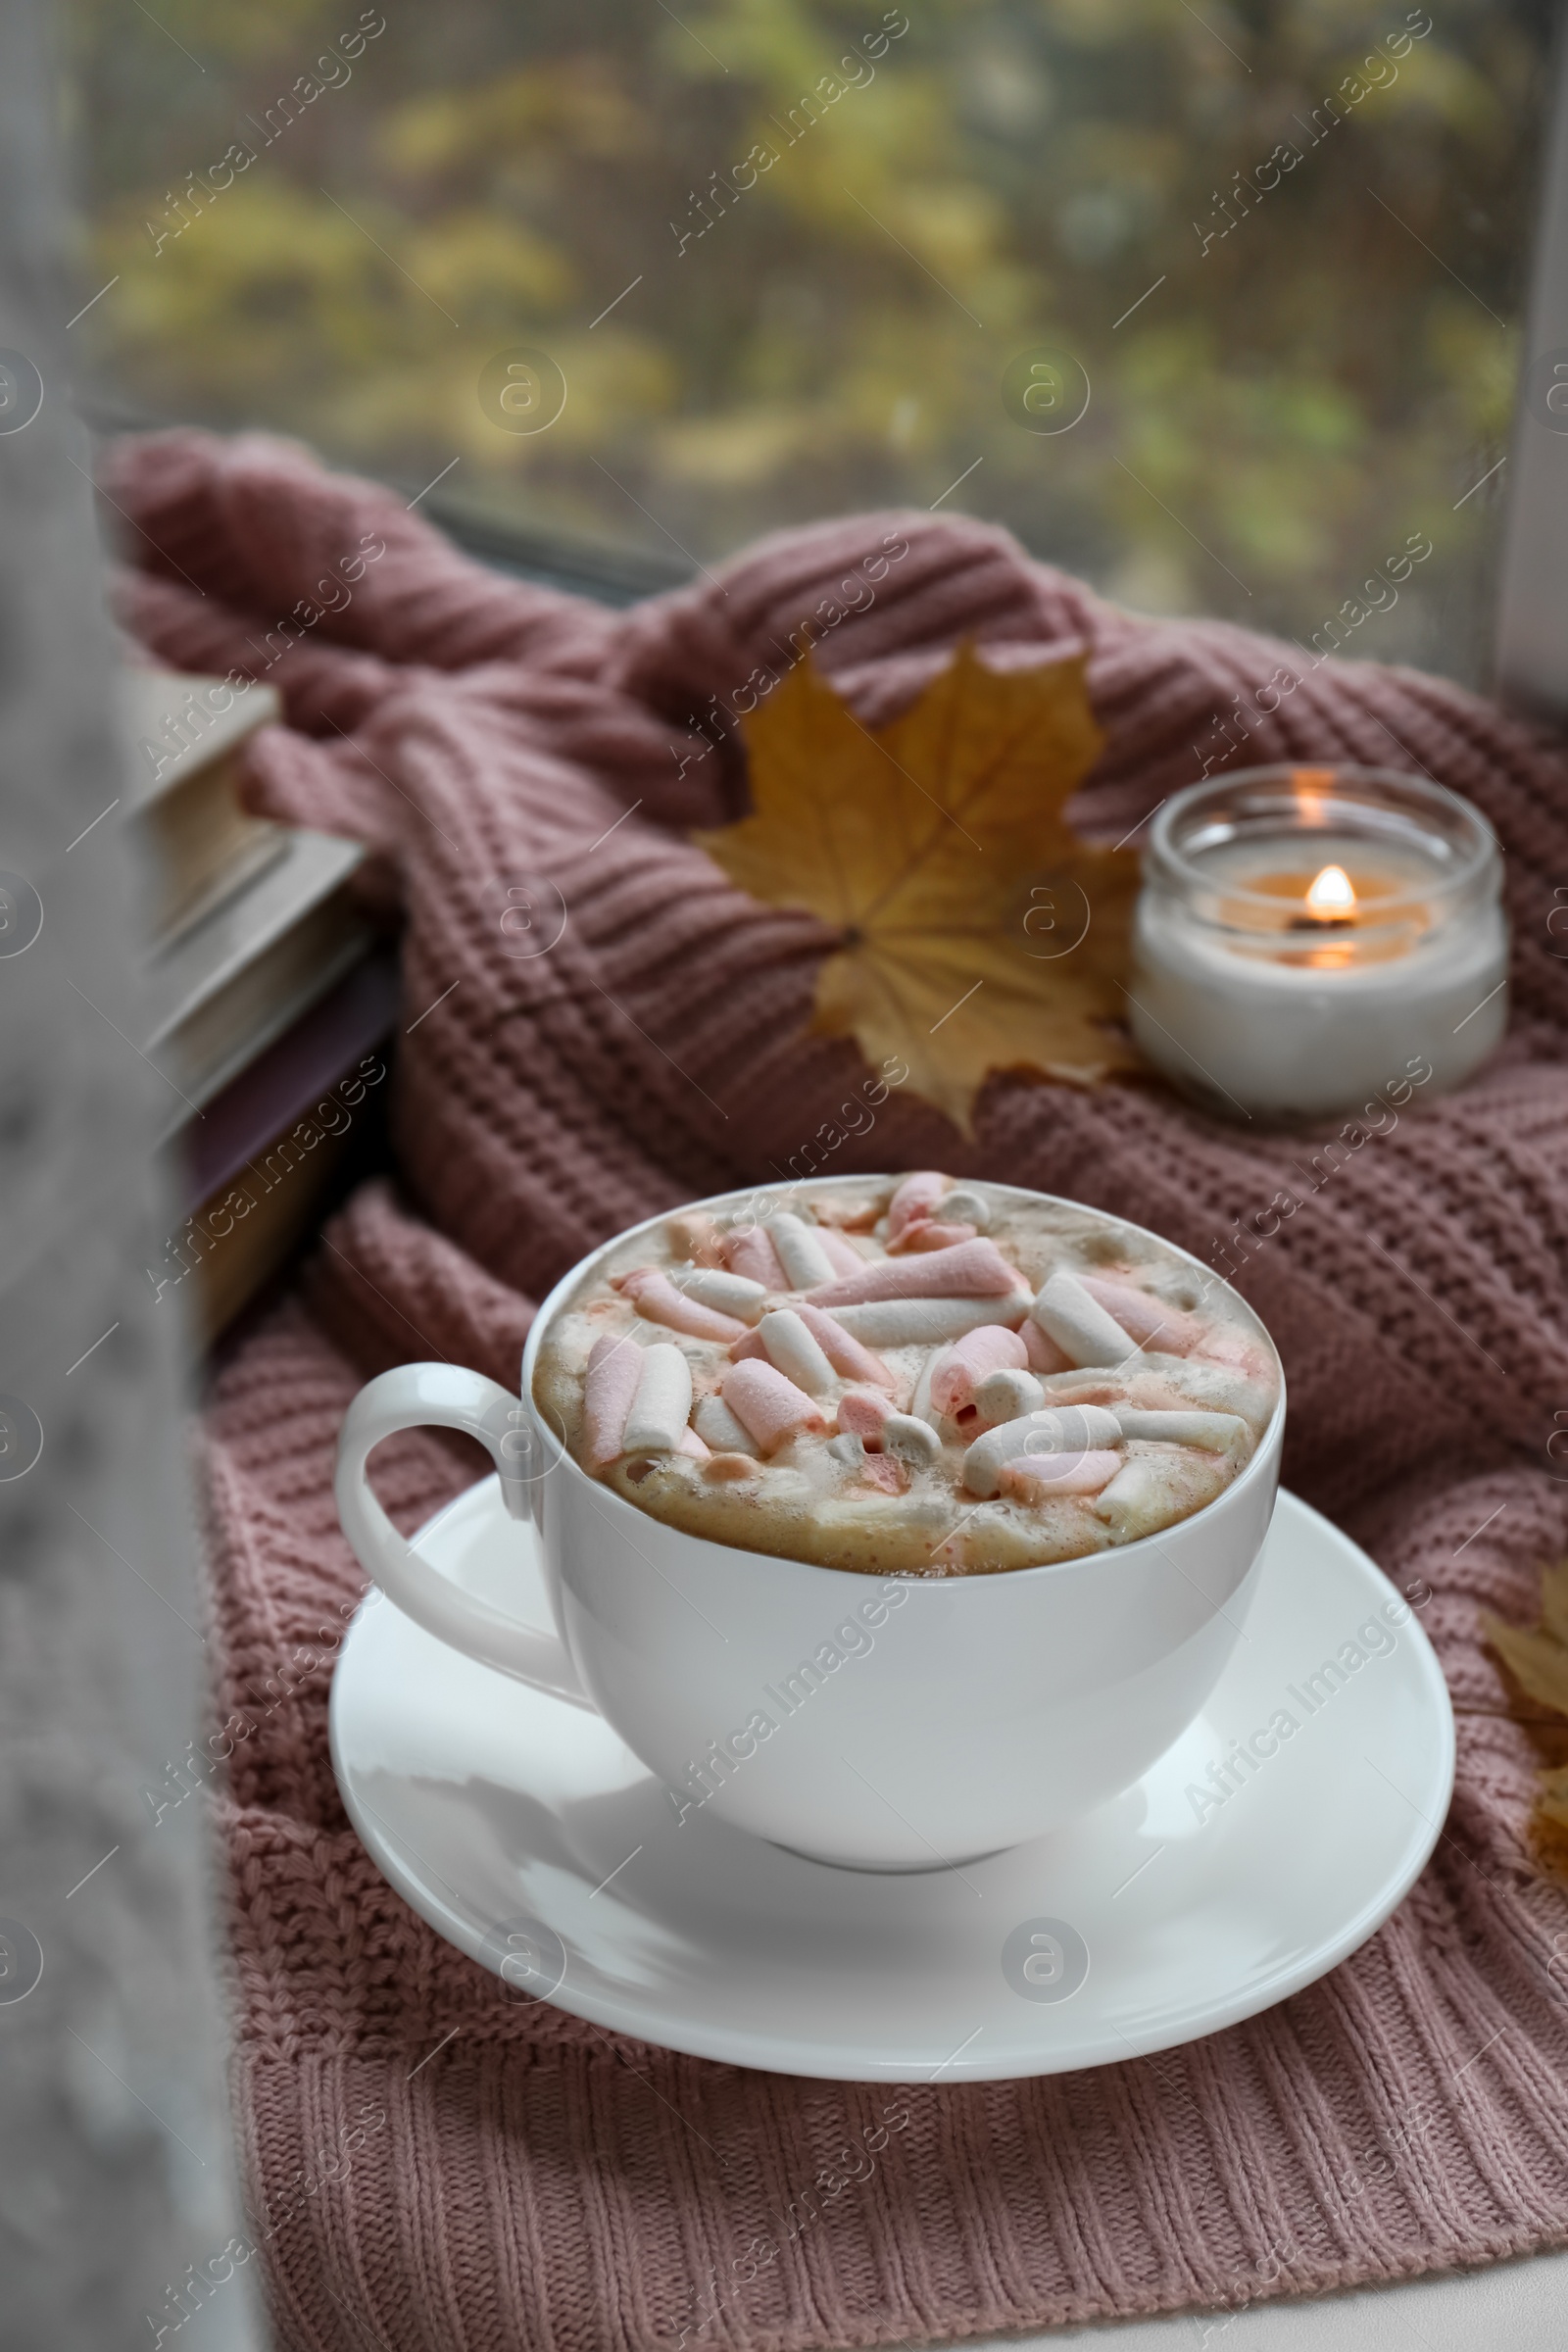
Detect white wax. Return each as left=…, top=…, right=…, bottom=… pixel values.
left=1129, top=891, right=1508, bottom=1118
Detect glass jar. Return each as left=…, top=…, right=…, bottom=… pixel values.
left=1128, top=765, right=1507, bottom=1121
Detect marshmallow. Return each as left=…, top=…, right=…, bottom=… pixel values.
left=934, top=1186, right=991, bottom=1232
left=722, top=1225, right=788, bottom=1289
left=766, top=1211, right=837, bottom=1290
left=669, top=1266, right=768, bottom=1324
left=757, top=1307, right=838, bottom=1395
left=1045, top=1403, right=1123, bottom=1449
left=1113, top=1408, right=1250, bottom=1451
left=999, top=1449, right=1121, bottom=1501
left=1153, top=1356, right=1274, bottom=1428
left=816, top=1228, right=868, bottom=1277
left=836, top=1387, right=894, bottom=1441
left=961, top=1405, right=1123, bottom=1497
left=972, top=1367, right=1046, bottom=1423
left=1093, top=1457, right=1168, bottom=1535
left=1032, top=1268, right=1141, bottom=1368
left=792, top=1300, right=895, bottom=1388
left=1036, top=1370, right=1128, bottom=1401
left=1193, top=1326, right=1276, bottom=1383
left=615, top=1267, right=747, bottom=1344
left=665, top=1209, right=723, bottom=1265
left=827, top=1296, right=1030, bottom=1348
left=703, top=1451, right=756, bottom=1482
left=677, top=1425, right=710, bottom=1460
left=882, top=1412, right=941, bottom=1467
left=860, top=1450, right=907, bottom=1494
left=886, top=1170, right=949, bottom=1238
left=1022, top=1315, right=1073, bottom=1374
left=693, top=1393, right=760, bottom=1456
left=1079, top=1274, right=1204, bottom=1356
left=812, top=1194, right=882, bottom=1231
left=729, top=1301, right=889, bottom=1390
left=721, top=1359, right=826, bottom=1453
left=828, top=1431, right=867, bottom=1467
left=620, top=1344, right=694, bottom=1455
left=888, top=1219, right=978, bottom=1254
left=929, top=1326, right=1029, bottom=1416
left=809, top=1238, right=1021, bottom=1306
left=906, top=1347, right=942, bottom=1431
left=583, top=1332, right=646, bottom=1468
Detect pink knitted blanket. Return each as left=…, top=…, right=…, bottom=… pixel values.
left=112, top=430, right=1568, bottom=2351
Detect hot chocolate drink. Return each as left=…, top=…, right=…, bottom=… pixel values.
left=531, top=1174, right=1282, bottom=1576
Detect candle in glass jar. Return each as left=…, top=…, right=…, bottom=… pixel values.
left=1128, top=766, right=1507, bottom=1120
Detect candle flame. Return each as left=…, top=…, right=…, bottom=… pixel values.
left=1305, top=863, right=1355, bottom=919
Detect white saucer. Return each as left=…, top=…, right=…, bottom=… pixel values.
left=329, top=1480, right=1454, bottom=2083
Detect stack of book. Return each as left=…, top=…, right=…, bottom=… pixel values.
left=122, top=668, right=398, bottom=1340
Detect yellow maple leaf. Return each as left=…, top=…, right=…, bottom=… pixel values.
left=1485, top=1611, right=1568, bottom=1719
left=1541, top=1762, right=1568, bottom=1836
left=693, top=642, right=1143, bottom=1133
left=1485, top=1559, right=1568, bottom=1719
left=1483, top=1561, right=1568, bottom=1882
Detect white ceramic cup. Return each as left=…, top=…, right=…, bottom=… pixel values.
left=335, top=1180, right=1285, bottom=1870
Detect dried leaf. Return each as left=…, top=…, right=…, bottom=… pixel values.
left=1543, top=1556, right=1568, bottom=1648
left=1484, top=1566, right=1568, bottom=1885
left=694, top=643, right=1142, bottom=1134
left=1483, top=1612, right=1568, bottom=1719
left=1540, top=1762, right=1568, bottom=1836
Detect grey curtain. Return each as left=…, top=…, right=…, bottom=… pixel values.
left=0, top=4, right=262, bottom=2345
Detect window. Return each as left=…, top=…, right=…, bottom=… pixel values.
left=68, top=1, right=1551, bottom=670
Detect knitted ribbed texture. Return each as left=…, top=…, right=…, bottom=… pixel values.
left=110, top=429, right=1568, bottom=2351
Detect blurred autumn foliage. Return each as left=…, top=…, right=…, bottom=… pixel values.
left=66, top=0, right=1549, bottom=675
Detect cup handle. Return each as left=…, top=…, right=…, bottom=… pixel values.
left=334, top=1362, right=589, bottom=1704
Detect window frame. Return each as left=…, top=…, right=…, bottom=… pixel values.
left=1494, top=19, right=1568, bottom=722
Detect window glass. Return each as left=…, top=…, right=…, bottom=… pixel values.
left=67, top=0, right=1550, bottom=674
